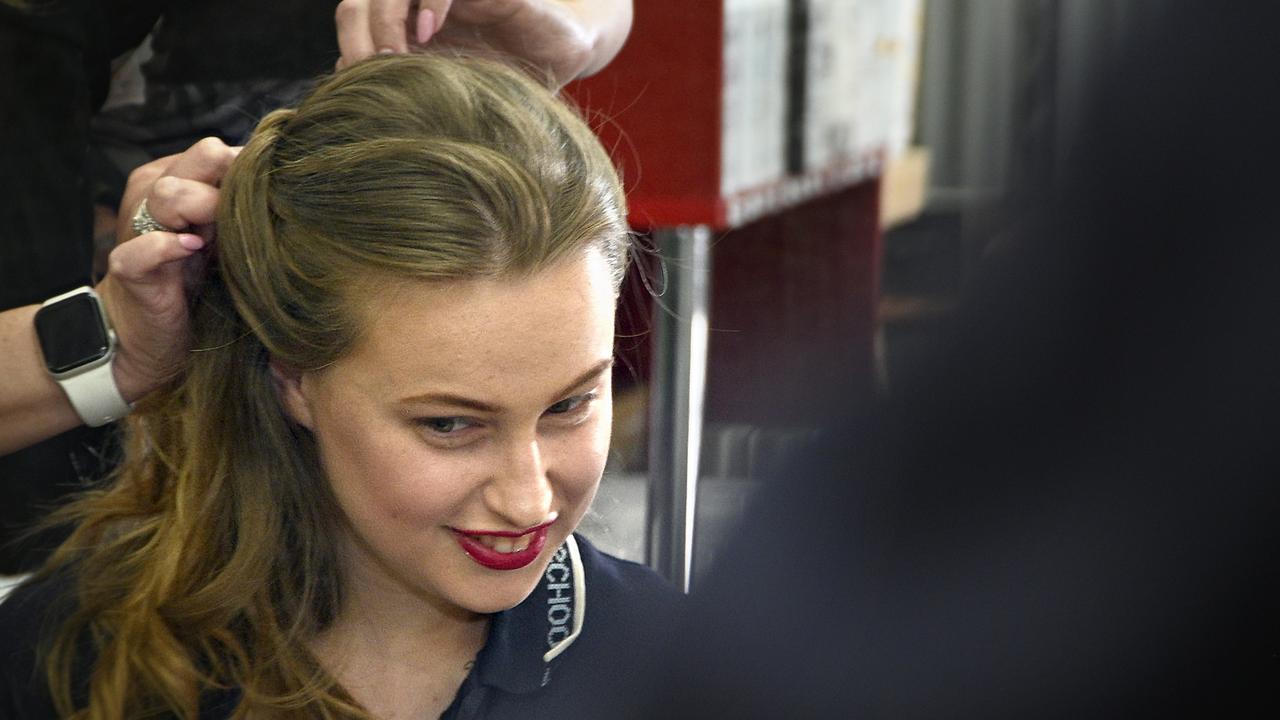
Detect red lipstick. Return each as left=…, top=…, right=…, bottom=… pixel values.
left=451, top=520, right=554, bottom=571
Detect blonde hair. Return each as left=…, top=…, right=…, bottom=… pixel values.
left=38, top=53, right=629, bottom=719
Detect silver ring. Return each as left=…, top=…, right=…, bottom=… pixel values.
left=130, top=198, right=178, bottom=237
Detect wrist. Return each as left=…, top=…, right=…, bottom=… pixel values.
left=96, top=278, right=187, bottom=406
left=110, top=350, right=161, bottom=405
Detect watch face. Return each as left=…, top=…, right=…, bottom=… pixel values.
left=35, top=293, right=111, bottom=374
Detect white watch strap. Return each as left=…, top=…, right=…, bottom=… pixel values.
left=59, top=360, right=132, bottom=427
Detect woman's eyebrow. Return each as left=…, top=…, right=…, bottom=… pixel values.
left=397, top=358, right=614, bottom=412
left=550, top=358, right=615, bottom=399
left=399, top=392, right=502, bottom=414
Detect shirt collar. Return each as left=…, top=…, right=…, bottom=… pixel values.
left=475, top=534, right=587, bottom=694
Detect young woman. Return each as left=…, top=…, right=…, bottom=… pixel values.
left=0, top=53, right=678, bottom=719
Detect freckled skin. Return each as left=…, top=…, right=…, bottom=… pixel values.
left=278, top=249, right=617, bottom=619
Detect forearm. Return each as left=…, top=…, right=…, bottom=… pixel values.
left=0, top=305, right=82, bottom=456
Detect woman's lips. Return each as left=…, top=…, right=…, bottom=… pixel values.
left=451, top=520, right=554, bottom=571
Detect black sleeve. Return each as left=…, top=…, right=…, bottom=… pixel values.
left=0, top=2, right=98, bottom=310
left=0, top=0, right=166, bottom=311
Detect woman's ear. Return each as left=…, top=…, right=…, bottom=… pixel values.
left=270, top=358, right=316, bottom=429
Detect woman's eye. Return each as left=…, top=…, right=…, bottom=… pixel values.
left=546, top=392, right=596, bottom=416
left=417, top=417, right=472, bottom=435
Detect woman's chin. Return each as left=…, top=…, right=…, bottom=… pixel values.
left=450, top=569, right=548, bottom=615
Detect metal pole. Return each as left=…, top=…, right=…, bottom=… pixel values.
left=645, top=225, right=711, bottom=593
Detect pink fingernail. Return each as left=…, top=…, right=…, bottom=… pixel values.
left=417, top=9, right=436, bottom=44
left=178, top=233, right=205, bottom=250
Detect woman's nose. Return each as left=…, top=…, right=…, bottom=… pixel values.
left=483, top=435, right=554, bottom=528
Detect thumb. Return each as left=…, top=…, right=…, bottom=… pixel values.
left=107, top=231, right=206, bottom=287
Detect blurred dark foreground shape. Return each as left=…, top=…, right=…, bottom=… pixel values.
left=649, top=3, right=1280, bottom=718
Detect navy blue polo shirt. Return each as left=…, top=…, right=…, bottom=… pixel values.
left=0, top=534, right=681, bottom=718
left=440, top=534, right=680, bottom=719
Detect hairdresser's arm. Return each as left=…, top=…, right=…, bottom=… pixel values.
left=0, top=139, right=237, bottom=456
left=335, top=0, right=633, bottom=84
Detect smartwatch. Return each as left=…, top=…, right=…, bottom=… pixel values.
left=34, top=287, right=132, bottom=427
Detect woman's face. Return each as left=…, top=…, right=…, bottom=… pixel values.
left=278, top=249, right=617, bottom=616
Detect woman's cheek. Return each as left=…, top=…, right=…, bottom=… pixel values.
left=375, top=449, right=477, bottom=518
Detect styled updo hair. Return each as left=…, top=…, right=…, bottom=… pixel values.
left=42, top=53, right=629, bottom=720
left=219, top=52, right=629, bottom=373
